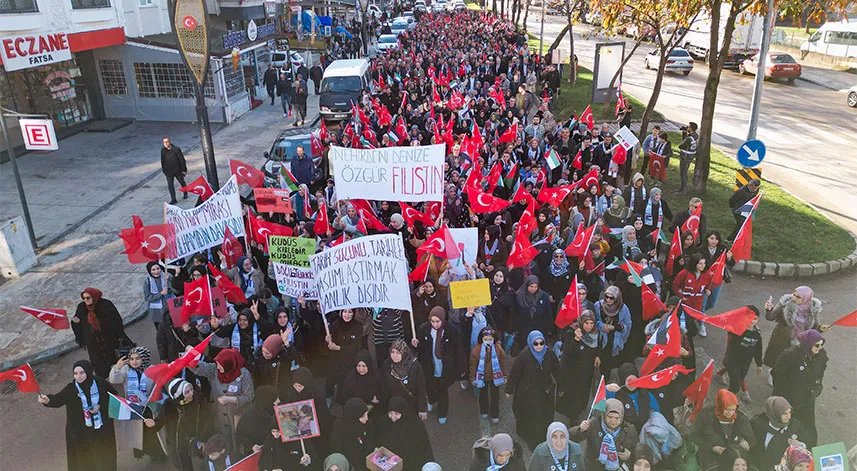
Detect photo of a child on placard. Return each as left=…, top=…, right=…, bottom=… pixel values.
left=274, top=399, right=320, bottom=442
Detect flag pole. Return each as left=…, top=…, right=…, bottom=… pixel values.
left=207, top=275, right=214, bottom=317
left=587, top=375, right=604, bottom=421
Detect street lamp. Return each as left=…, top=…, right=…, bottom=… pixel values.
left=170, top=0, right=221, bottom=190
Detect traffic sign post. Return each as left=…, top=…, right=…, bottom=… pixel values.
left=737, top=139, right=766, bottom=168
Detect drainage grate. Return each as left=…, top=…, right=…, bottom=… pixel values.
left=2, top=364, right=43, bottom=395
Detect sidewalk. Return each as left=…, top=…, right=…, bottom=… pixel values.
left=0, top=92, right=320, bottom=370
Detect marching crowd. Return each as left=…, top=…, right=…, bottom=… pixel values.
left=33, top=8, right=843, bottom=471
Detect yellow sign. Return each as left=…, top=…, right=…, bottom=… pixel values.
left=450, top=278, right=492, bottom=309
left=734, top=167, right=762, bottom=190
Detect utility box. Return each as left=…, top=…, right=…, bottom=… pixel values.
left=0, top=217, right=37, bottom=278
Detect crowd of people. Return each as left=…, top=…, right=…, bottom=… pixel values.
left=34, top=8, right=843, bottom=471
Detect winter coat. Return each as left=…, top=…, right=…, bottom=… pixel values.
left=72, top=299, right=129, bottom=377
left=468, top=440, right=527, bottom=471
left=161, top=145, right=187, bottom=176
left=529, top=440, right=585, bottom=471
left=505, top=348, right=559, bottom=449
left=692, top=407, right=755, bottom=471
left=750, top=414, right=807, bottom=471
left=570, top=416, right=639, bottom=471
left=143, top=274, right=174, bottom=323
left=763, top=294, right=823, bottom=368
left=772, top=345, right=828, bottom=415
left=416, top=321, right=464, bottom=386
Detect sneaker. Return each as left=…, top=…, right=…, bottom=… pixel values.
left=740, top=391, right=752, bottom=403
left=480, top=413, right=488, bottom=419
left=698, top=323, right=708, bottom=337
left=427, top=403, right=435, bottom=412
left=460, top=380, right=468, bottom=390
left=438, top=417, right=447, bottom=424
left=283, top=113, right=288, bottom=117
left=491, top=417, right=500, bottom=424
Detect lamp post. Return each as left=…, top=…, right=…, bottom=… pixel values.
left=0, top=108, right=41, bottom=249
left=170, top=0, right=220, bottom=190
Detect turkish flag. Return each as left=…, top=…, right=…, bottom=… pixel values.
left=731, top=214, right=754, bottom=262
left=399, top=201, right=435, bottom=227
left=144, top=334, right=213, bottom=401
left=615, top=91, right=625, bottom=116
left=572, top=149, right=583, bottom=170
left=225, top=451, right=261, bottom=471
left=314, top=201, right=333, bottom=236
left=425, top=201, right=442, bottom=221
left=229, top=159, right=265, bottom=188
left=432, top=84, right=441, bottom=105
left=179, top=175, right=214, bottom=201
left=471, top=121, right=485, bottom=148
left=507, top=226, right=539, bottom=270
left=395, top=116, right=408, bottom=144
left=20, top=306, right=70, bottom=330
left=566, top=223, right=596, bottom=258
left=628, top=363, right=694, bottom=389
left=486, top=162, right=503, bottom=193
left=467, top=188, right=512, bottom=213
left=681, top=305, right=757, bottom=336
left=537, top=183, right=578, bottom=207
left=555, top=275, right=581, bottom=328
left=641, top=283, right=666, bottom=321
left=579, top=105, right=594, bottom=130
left=319, top=119, right=330, bottom=142
left=120, top=215, right=176, bottom=264
left=463, top=159, right=483, bottom=195
left=180, top=276, right=213, bottom=324
left=511, top=181, right=530, bottom=203
left=517, top=196, right=538, bottom=236
left=221, top=226, right=244, bottom=269
left=640, top=304, right=682, bottom=376
left=449, top=90, right=465, bottom=109
left=310, top=133, right=323, bottom=157
left=681, top=203, right=704, bottom=242
left=498, top=123, right=518, bottom=143
left=0, top=363, right=40, bottom=393
left=648, top=153, right=666, bottom=180
left=581, top=167, right=601, bottom=193
left=707, top=250, right=728, bottom=287
left=358, top=208, right=391, bottom=232
left=418, top=225, right=462, bottom=259
left=408, top=258, right=430, bottom=282
left=208, top=263, right=248, bottom=304
left=665, top=227, right=683, bottom=276
left=611, top=145, right=628, bottom=165
left=250, top=217, right=293, bottom=252
left=682, top=359, right=715, bottom=422
left=833, top=309, right=857, bottom=327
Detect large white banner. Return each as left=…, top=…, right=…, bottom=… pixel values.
left=309, top=233, right=412, bottom=314
left=165, top=175, right=245, bottom=261
left=328, top=144, right=445, bottom=202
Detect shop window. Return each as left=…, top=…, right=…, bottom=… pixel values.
left=98, top=59, right=127, bottom=95
left=134, top=62, right=215, bottom=99
left=0, top=0, right=38, bottom=13
left=70, top=0, right=110, bottom=8
left=134, top=63, right=157, bottom=97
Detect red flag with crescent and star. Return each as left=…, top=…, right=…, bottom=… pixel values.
left=565, top=223, right=596, bottom=258
left=408, top=258, right=430, bottom=282
left=555, top=275, right=581, bottom=328
left=731, top=211, right=755, bottom=262
left=579, top=105, right=594, bottom=130
left=225, top=450, right=262, bottom=471
left=581, top=167, right=601, bottom=193
left=641, top=283, right=667, bottom=321
left=358, top=208, right=391, bottom=232
left=314, top=202, right=332, bottom=236
left=628, top=363, right=694, bottom=389
left=648, top=152, right=666, bottom=180
left=0, top=363, right=40, bottom=393
left=681, top=305, right=757, bottom=336
left=640, top=304, right=682, bottom=376
left=249, top=217, right=293, bottom=252
left=418, top=225, right=462, bottom=259
left=178, top=175, right=214, bottom=201
left=207, top=263, right=247, bottom=304
left=832, top=309, right=857, bottom=327
left=507, top=226, right=539, bottom=270
left=144, top=334, right=213, bottom=402
left=665, top=227, right=683, bottom=276
left=180, top=276, right=213, bottom=324
left=229, top=159, right=265, bottom=188
left=681, top=202, right=703, bottom=243
left=682, top=359, right=715, bottom=422
left=466, top=187, right=512, bottom=214
left=537, top=182, right=578, bottom=207
left=399, top=201, right=435, bottom=227
left=20, top=306, right=70, bottom=330
left=221, top=226, right=243, bottom=269
left=120, top=215, right=176, bottom=263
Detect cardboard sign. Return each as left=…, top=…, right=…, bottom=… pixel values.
left=447, top=227, right=478, bottom=276
left=814, top=443, right=848, bottom=471
left=329, top=144, right=446, bottom=202
left=254, top=187, right=293, bottom=214
left=449, top=278, right=492, bottom=309
left=269, top=236, right=318, bottom=299
left=165, top=175, right=245, bottom=261
left=310, top=233, right=412, bottom=314
left=274, top=399, right=321, bottom=443
left=614, top=125, right=639, bottom=151
left=167, top=286, right=229, bottom=326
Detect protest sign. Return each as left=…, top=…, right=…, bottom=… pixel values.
left=167, top=287, right=229, bottom=326
left=165, top=175, right=244, bottom=261
left=447, top=227, right=478, bottom=276
left=329, top=144, right=445, bottom=202
left=309, top=233, right=412, bottom=314
left=450, top=278, right=492, bottom=309
left=269, top=236, right=318, bottom=299
left=814, top=443, right=848, bottom=471
left=275, top=399, right=321, bottom=443
left=254, top=187, right=294, bottom=214
left=614, top=125, right=640, bottom=151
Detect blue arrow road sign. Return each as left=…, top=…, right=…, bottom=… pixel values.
left=737, top=139, right=766, bottom=168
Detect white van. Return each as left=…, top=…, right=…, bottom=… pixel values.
left=319, top=59, right=372, bottom=122
left=801, top=21, right=857, bottom=59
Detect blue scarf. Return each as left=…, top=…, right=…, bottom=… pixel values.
left=487, top=452, right=508, bottom=471
left=644, top=199, right=664, bottom=227
left=232, top=322, right=261, bottom=350
left=474, top=343, right=504, bottom=388
left=598, top=421, right=621, bottom=471
left=527, top=330, right=547, bottom=365
left=126, top=369, right=149, bottom=403
left=75, top=381, right=103, bottom=429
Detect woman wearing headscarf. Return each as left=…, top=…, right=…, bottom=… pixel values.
left=642, top=188, right=672, bottom=234
left=557, top=309, right=601, bottom=421
left=107, top=346, right=165, bottom=462
left=750, top=397, right=808, bottom=471
left=235, top=385, right=278, bottom=455
left=333, top=203, right=362, bottom=236
left=144, top=261, right=174, bottom=330
left=571, top=192, right=597, bottom=229
left=543, top=249, right=575, bottom=314
left=416, top=306, right=462, bottom=424
left=161, top=377, right=214, bottom=470
left=638, top=412, right=683, bottom=467
left=38, top=360, right=119, bottom=471
left=330, top=398, right=376, bottom=468
left=595, top=286, right=632, bottom=378
left=513, top=276, right=554, bottom=349
left=488, top=268, right=517, bottom=352
left=529, top=421, right=586, bottom=471
left=323, top=453, right=351, bottom=471
left=772, top=329, right=827, bottom=448
left=252, top=329, right=300, bottom=393
left=338, top=350, right=382, bottom=411
left=214, top=306, right=272, bottom=366
left=71, top=287, right=130, bottom=377
left=445, top=184, right=467, bottom=227
left=468, top=433, right=527, bottom=471
left=225, top=256, right=266, bottom=299
left=613, top=225, right=643, bottom=263
left=261, top=415, right=316, bottom=469
left=282, top=366, right=333, bottom=453
left=570, top=398, right=639, bottom=471
left=290, top=183, right=316, bottom=222
left=381, top=338, right=428, bottom=419
left=606, top=363, right=662, bottom=433
left=774, top=445, right=813, bottom=471
left=191, top=348, right=255, bottom=451
left=603, top=195, right=633, bottom=229
left=411, top=278, right=449, bottom=334
left=763, top=287, right=827, bottom=375
left=505, top=330, right=559, bottom=450
left=478, top=226, right=510, bottom=275
left=377, top=396, right=435, bottom=470
left=325, top=308, right=364, bottom=399
left=469, top=327, right=508, bottom=423
left=692, top=389, right=755, bottom=471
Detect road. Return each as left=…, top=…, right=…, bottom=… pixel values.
left=526, top=12, right=857, bottom=234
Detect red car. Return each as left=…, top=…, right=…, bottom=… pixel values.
left=739, top=52, right=802, bottom=82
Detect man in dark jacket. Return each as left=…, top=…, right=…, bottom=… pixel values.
left=290, top=145, right=313, bottom=186
left=728, top=179, right=760, bottom=241
left=309, top=64, right=323, bottom=95
left=675, top=121, right=699, bottom=194
left=292, top=75, right=308, bottom=126
left=276, top=72, right=293, bottom=117
left=160, top=136, right=187, bottom=204
left=670, top=197, right=707, bottom=246
left=263, top=65, right=278, bottom=105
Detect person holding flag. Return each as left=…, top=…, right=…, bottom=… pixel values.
left=762, top=286, right=828, bottom=383
left=691, top=389, right=755, bottom=471
left=672, top=253, right=712, bottom=336
left=570, top=398, right=639, bottom=471
left=556, top=310, right=602, bottom=422
left=728, top=179, right=761, bottom=242
left=694, top=230, right=735, bottom=313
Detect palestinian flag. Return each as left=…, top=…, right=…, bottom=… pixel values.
left=279, top=167, right=299, bottom=192
left=108, top=393, right=145, bottom=420
left=591, top=375, right=607, bottom=415
left=545, top=148, right=562, bottom=170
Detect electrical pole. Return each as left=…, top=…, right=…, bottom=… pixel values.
left=746, top=0, right=774, bottom=140
left=0, top=109, right=38, bottom=249
left=538, top=0, right=546, bottom=57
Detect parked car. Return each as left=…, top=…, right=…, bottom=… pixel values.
left=390, top=18, right=410, bottom=35
left=376, top=34, right=399, bottom=52
left=271, top=50, right=305, bottom=74
left=644, top=47, right=694, bottom=75
left=847, top=85, right=857, bottom=108
left=261, top=128, right=322, bottom=188
left=432, top=0, right=447, bottom=11
left=414, top=0, right=427, bottom=11
left=800, top=21, right=857, bottom=59
left=367, top=4, right=382, bottom=17
left=739, top=52, right=802, bottom=82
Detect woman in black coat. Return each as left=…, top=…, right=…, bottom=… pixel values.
left=71, top=288, right=130, bottom=377
left=38, top=360, right=118, bottom=471
left=324, top=308, right=363, bottom=399
left=409, top=279, right=448, bottom=338
left=235, top=386, right=278, bottom=456
left=505, top=330, right=560, bottom=450
left=542, top=249, right=576, bottom=315
left=750, top=396, right=807, bottom=471
left=416, top=307, right=462, bottom=423
left=380, top=339, right=428, bottom=418
left=281, top=367, right=333, bottom=454
left=557, top=310, right=602, bottom=421
left=514, top=275, right=555, bottom=349
left=329, top=398, right=375, bottom=469
left=487, top=268, right=516, bottom=343
left=772, top=329, right=827, bottom=448
left=377, top=396, right=435, bottom=470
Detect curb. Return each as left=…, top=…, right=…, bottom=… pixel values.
left=731, top=231, right=857, bottom=278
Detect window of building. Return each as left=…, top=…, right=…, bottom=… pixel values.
left=98, top=59, right=127, bottom=95
left=134, top=63, right=156, bottom=97
left=134, top=62, right=215, bottom=99
left=138, top=0, right=151, bottom=5
left=0, top=0, right=38, bottom=13
left=70, top=0, right=110, bottom=9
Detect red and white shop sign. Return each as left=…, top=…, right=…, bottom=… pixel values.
left=19, top=119, right=59, bottom=151
left=0, top=32, right=72, bottom=72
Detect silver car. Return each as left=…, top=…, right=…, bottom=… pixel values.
left=848, top=85, right=857, bottom=108
left=644, top=47, right=694, bottom=75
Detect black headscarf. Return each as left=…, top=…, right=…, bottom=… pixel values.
left=341, top=350, right=380, bottom=405
left=73, top=359, right=95, bottom=391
